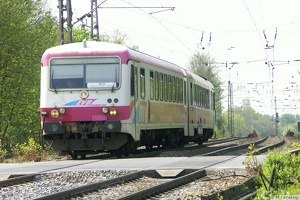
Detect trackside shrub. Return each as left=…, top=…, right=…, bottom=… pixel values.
left=255, top=143, right=300, bottom=199
left=0, top=140, right=7, bottom=163
left=12, top=138, right=46, bottom=162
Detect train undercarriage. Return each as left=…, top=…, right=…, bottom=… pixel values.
left=42, top=122, right=214, bottom=159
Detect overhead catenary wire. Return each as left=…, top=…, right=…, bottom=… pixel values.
left=121, top=0, right=194, bottom=54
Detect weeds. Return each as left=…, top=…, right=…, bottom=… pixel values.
left=12, top=138, right=46, bottom=162
left=243, top=142, right=300, bottom=199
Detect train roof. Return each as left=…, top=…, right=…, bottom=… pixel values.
left=41, top=40, right=186, bottom=76
left=42, top=40, right=213, bottom=90
left=185, top=70, right=214, bottom=90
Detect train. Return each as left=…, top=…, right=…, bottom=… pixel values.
left=40, top=40, right=215, bottom=159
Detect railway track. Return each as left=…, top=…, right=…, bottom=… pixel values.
left=70, top=137, right=243, bottom=159
left=0, top=137, right=245, bottom=188
left=0, top=136, right=286, bottom=199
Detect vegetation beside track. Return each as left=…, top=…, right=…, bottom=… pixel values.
left=244, top=140, right=300, bottom=199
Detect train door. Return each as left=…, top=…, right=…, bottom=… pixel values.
left=131, top=64, right=148, bottom=141
left=138, top=67, right=147, bottom=125
left=130, top=64, right=138, bottom=139
left=183, top=80, right=189, bottom=136
left=187, top=81, right=195, bottom=136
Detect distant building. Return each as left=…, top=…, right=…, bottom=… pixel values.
left=242, top=98, right=251, bottom=107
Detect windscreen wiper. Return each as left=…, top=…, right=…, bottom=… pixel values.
left=111, top=83, right=115, bottom=93
left=51, top=69, right=57, bottom=93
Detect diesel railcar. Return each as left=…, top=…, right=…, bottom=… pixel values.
left=40, top=40, right=215, bottom=158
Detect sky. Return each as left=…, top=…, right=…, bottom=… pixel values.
left=46, top=0, right=300, bottom=116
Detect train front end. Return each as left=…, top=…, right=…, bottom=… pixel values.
left=40, top=41, right=133, bottom=158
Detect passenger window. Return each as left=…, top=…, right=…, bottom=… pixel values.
left=176, top=77, right=179, bottom=103
left=190, top=83, right=193, bottom=106
left=130, top=65, right=135, bottom=97
left=168, top=75, right=172, bottom=102
left=150, top=70, right=154, bottom=100
left=155, top=71, right=159, bottom=100
left=140, top=68, right=145, bottom=99
left=164, top=74, right=168, bottom=101
left=172, top=76, right=176, bottom=102
left=179, top=79, right=183, bottom=103
left=134, top=67, right=138, bottom=99
left=160, top=73, right=164, bottom=101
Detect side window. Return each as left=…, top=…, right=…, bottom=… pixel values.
left=206, top=89, right=209, bottom=108
left=168, top=75, right=172, bottom=102
left=199, top=87, right=203, bottom=108
left=212, top=91, right=215, bottom=110
left=164, top=74, right=168, bottom=101
left=160, top=73, right=164, bottom=101
left=140, top=68, right=145, bottom=99
left=150, top=70, right=154, bottom=100
left=176, top=77, right=179, bottom=103
left=155, top=71, right=159, bottom=100
left=172, top=76, right=176, bottom=102
left=134, top=67, right=138, bottom=99
left=194, top=84, right=197, bottom=106
left=130, top=65, right=135, bottom=97
left=184, top=81, right=186, bottom=105
left=190, top=83, right=193, bottom=106
left=130, top=66, right=139, bottom=99
left=179, top=79, right=183, bottom=103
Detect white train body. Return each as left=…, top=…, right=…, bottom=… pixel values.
left=40, top=41, right=215, bottom=157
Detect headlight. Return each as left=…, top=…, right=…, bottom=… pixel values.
left=59, top=107, right=66, bottom=114
left=51, top=109, right=60, bottom=118
left=102, top=107, right=108, bottom=114
left=109, top=108, right=117, bottom=116
left=80, top=90, right=89, bottom=99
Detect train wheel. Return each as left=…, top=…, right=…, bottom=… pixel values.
left=80, top=155, right=86, bottom=159
left=115, top=144, right=129, bottom=157
left=198, top=139, right=203, bottom=145
left=145, top=145, right=152, bottom=151
left=71, top=153, right=78, bottom=160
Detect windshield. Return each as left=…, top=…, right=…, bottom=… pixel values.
left=50, top=57, right=120, bottom=89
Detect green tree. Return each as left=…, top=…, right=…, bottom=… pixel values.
left=72, top=25, right=91, bottom=42
left=223, top=107, right=274, bottom=136
left=71, top=26, right=139, bottom=51
left=188, top=50, right=224, bottom=137
left=0, top=0, right=58, bottom=149
left=279, top=114, right=299, bottom=136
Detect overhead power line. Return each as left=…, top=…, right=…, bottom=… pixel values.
left=71, top=0, right=174, bottom=41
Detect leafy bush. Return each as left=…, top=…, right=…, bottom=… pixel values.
left=255, top=143, right=300, bottom=199
left=12, top=138, right=46, bottom=162
left=0, top=140, right=8, bottom=163
left=243, top=142, right=300, bottom=199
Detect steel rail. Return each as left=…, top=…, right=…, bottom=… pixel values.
left=34, top=171, right=143, bottom=200
left=202, top=136, right=269, bottom=156
left=118, top=169, right=206, bottom=200
left=118, top=137, right=286, bottom=200
left=0, top=174, right=38, bottom=188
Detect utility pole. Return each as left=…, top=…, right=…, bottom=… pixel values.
left=91, top=0, right=99, bottom=40
left=275, top=97, right=279, bottom=135
left=66, top=0, right=73, bottom=43
left=58, top=0, right=66, bottom=45
left=263, top=28, right=277, bottom=134
left=58, top=0, right=73, bottom=44
left=227, top=62, right=237, bottom=137
left=228, top=80, right=234, bottom=137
